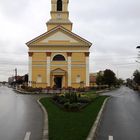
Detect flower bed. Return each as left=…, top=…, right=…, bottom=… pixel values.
left=51, top=92, right=97, bottom=111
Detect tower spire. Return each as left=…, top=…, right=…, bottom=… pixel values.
left=47, top=0, right=73, bottom=31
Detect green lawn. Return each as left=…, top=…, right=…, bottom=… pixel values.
left=40, top=96, right=108, bottom=140
left=83, top=90, right=97, bottom=100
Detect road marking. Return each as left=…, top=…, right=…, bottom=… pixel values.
left=24, top=132, right=31, bottom=140
left=109, top=135, right=113, bottom=140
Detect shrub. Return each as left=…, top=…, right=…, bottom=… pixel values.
left=58, top=96, right=69, bottom=104
left=78, top=93, right=81, bottom=98
left=52, top=92, right=93, bottom=111
left=69, top=103, right=79, bottom=110
left=65, top=92, right=71, bottom=99
left=65, top=92, right=78, bottom=103
left=52, top=95, right=59, bottom=101
left=64, top=102, right=70, bottom=109
left=69, top=92, right=78, bottom=103
left=25, top=87, right=35, bottom=92
left=23, top=87, right=43, bottom=93
left=21, top=85, right=26, bottom=89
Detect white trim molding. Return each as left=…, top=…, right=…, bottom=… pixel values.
left=68, top=56, right=71, bottom=87
left=32, top=64, right=86, bottom=68
left=47, top=56, right=51, bottom=87
left=86, top=56, right=90, bottom=87
left=29, top=57, right=32, bottom=86
left=29, top=50, right=89, bottom=53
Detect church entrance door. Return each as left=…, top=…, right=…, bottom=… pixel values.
left=54, top=76, right=62, bottom=89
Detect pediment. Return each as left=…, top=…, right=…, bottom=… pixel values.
left=52, top=68, right=65, bottom=73
left=40, top=31, right=78, bottom=43
left=26, top=26, right=92, bottom=47
left=51, top=68, right=66, bottom=75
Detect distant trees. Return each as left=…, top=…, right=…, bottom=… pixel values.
left=126, top=78, right=133, bottom=87
left=133, top=70, right=140, bottom=85
left=103, top=69, right=116, bottom=87
left=96, top=69, right=121, bottom=87
left=8, top=74, right=28, bottom=86
left=116, top=78, right=124, bottom=86
left=96, top=71, right=104, bottom=85
left=125, top=70, right=140, bottom=90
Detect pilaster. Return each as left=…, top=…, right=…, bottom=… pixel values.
left=85, top=52, right=90, bottom=87
left=46, top=52, right=51, bottom=87
left=67, top=52, right=72, bottom=87
left=28, top=52, right=33, bottom=87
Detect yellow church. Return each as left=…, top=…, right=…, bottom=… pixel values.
left=26, top=0, right=92, bottom=89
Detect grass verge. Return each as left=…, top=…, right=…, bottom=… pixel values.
left=40, top=96, right=108, bottom=140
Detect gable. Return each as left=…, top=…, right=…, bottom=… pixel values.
left=40, top=31, right=78, bottom=43
left=51, top=68, right=66, bottom=75
left=52, top=68, right=66, bottom=73
left=26, top=26, right=92, bottom=47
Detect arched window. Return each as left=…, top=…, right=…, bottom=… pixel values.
left=53, top=54, right=65, bottom=61
left=57, top=0, right=62, bottom=11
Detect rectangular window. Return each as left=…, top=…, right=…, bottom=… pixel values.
left=76, top=75, right=81, bottom=83
left=37, top=75, right=42, bottom=83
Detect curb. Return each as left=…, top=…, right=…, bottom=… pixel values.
left=13, top=89, right=32, bottom=94
left=37, top=99, right=49, bottom=140
left=96, top=90, right=110, bottom=94
left=96, top=87, right=119, bottom=94
left=86, top=97, right=110, bottom=140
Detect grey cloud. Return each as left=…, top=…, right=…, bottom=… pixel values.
left=0, top=0, right=29, bottom=20
left=71, top=0, right=140, bottom=21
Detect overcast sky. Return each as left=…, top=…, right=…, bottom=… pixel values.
left=0, top=0, right=140, bottom=81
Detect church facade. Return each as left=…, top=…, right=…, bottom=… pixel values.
left=26, top=0, right=92, bottom=89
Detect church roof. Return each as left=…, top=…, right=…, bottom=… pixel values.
left=26, top=26, right=92, bottom=47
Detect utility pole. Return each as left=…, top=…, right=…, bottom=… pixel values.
left=15, top=68, right=17, bottom=82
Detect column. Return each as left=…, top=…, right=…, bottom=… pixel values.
left=46, top=52, right=51, bottom=87
left=67, top=52, right=72, bottom=87
left=28, top=52, right=33, bottom=87
left=85, top=52, right=90, bottom=87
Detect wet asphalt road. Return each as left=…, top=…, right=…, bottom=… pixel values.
left=0, top=86, right=43, bottom=140
left=96, top=86, right=140, bottom=140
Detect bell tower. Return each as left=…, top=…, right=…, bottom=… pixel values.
left=47, top=0, right=73, bottom=31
